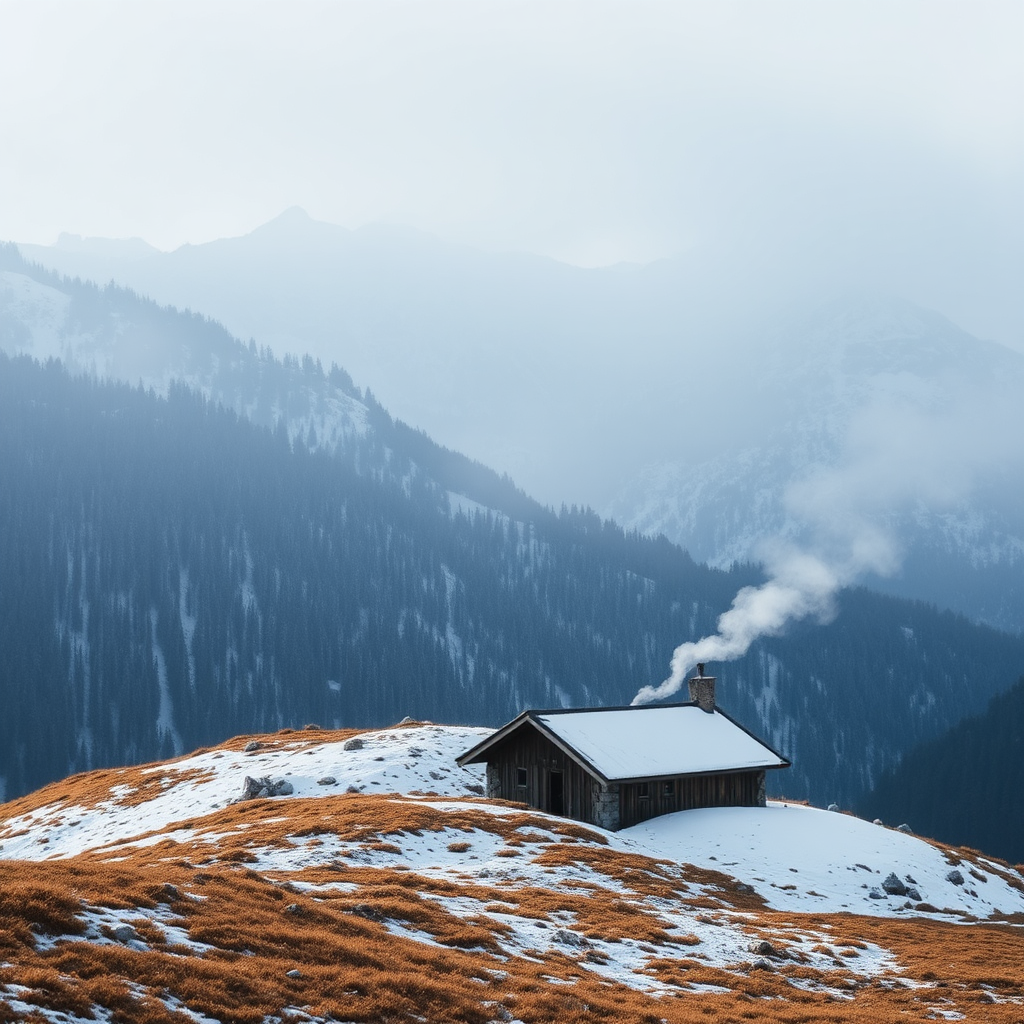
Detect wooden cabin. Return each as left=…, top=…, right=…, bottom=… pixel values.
left=456, top=669, right=789, bottom=831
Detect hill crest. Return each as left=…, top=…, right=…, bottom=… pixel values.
left=2, top=723, right=1023, bottom=1023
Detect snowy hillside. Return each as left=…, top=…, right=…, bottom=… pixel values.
left=2, top=723, right=1023, bottom=1023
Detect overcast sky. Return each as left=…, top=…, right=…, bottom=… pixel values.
left=2, top=1, right=1022, bottom=346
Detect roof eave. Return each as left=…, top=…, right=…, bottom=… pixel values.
left=603, top=760, right=790, bottom=785
left=456, top=713, right=612, bottom=786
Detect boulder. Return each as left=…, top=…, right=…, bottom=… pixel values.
left=317, top=776, right=337, bottom=786
left=238, top=775, right=294, bottom=801
left=946, top=869, right=965, bottom=886
left=882, top=872, right=907, bottom=896
left=342, top=737, right=364, bottom=751
left=897, top=823, right=913, bottom=834
left=553, top=928, right=590, bottom=948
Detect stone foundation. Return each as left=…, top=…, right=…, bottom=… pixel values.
left=592, top=781, right=621, bottom=831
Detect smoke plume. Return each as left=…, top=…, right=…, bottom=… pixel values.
left=632, top=359, right=1023, bottom=706
left=631, top=535, right=887, bottom=705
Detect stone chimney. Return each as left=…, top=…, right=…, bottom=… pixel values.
left=687, top=663, right=716, bottom=713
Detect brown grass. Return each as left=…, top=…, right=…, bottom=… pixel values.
left=4, top=736, right=1024, bottom=1023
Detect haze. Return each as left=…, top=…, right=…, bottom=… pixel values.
left=2, top=0, right=1022, bottom=349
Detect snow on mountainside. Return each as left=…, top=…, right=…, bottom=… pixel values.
left=0, top=261, right=370, bottom=455
left=610, top=296, right=1024, bottom=631
left=2, top=723, right=1023, bottom=1023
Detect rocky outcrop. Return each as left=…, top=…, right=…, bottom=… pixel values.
left=237, top=776, right=294, bottom=801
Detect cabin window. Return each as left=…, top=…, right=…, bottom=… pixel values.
left=638, top=781, right=650, bottom=800
left=516, top=767, right=528, bottom=789
left=662, top=781, right=674, bottom=797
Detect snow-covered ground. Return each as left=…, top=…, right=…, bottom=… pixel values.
left=629, top=802, right=1023, bottom=919
left=0, top=724, right=492, bottom=861
left=3, top=722, right=1020, bottom=925
left=2, top=722, right=1024, bottom=1023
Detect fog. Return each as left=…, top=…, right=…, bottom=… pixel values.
left=1, top=1, right=1021, bottom=349
left=634, top=344, right=1024, bottom=703
left=3, top=2, right=1023, bottom=659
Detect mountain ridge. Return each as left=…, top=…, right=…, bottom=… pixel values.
left=13, top=218, right=1024, bottom=633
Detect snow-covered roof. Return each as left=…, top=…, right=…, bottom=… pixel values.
left=458, top=703, right=789, bottom=783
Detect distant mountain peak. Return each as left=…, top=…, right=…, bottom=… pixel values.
left=52, top=232, right=160, bottom=259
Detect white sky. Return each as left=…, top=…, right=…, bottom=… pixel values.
left=1, top=0, right=1022, bottom=342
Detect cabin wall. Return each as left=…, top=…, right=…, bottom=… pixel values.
left=618, top=770, right=766, bottom=830
left=484, top=728, right=596, bottom=825
left=479, top=725, right=770, bottom=831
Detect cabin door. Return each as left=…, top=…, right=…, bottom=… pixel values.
left=549, top=770, right=564, bottom=816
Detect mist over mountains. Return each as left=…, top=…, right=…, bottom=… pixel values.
left=14, top=215, right=1024, bottom=633
left=2, top=247, right=1023, bottom=828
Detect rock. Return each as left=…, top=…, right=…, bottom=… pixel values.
left=464, top=783, right=485, bottom=795
left=868, top=888, right=885, bottom=899
left=882, top=872, right=907, bottom=896
left=303, top=723, right=321, bottom=730
left=873, top=818, right=884, bottom=826
left=345, top=784, right=360, bottom=794
left=350, top=903, right=384, bottom=922
left=112, top=924, right=140, bottom=944
left=827, top=804, right=840, bottom=812
left=239, top=776, right=266, bottom=800
left=243, top=740, right=262, bottom=752
left=906, top=887, right=922, bottom=901
left=343, top=737, right=364, bottom=751
left=285, top=904, right=302, bottom=915
left=735, top=882, right=755, bottom=895
left=751, top=958, right=774, bottom=971
left=946, top=869, right=965, bottom=886
left=161, top=883, right=180, bottom=902
left=285, top=969, right=302, bottom=979
left=398, top=716, right=416, bottom=724
left=317, top=776, right=337, bottom=786
left=553, top=928, right=590, bottom=948
left=897, top=823, right=913, bottom=834
left=752, top=940, right=777, bottom=957
left=905, top=874, right=917, bottom=884
left=238, top=775, right=294, bottom=800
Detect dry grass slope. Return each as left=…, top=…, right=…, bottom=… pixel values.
left=1, top=728, right=1023, bottom=1023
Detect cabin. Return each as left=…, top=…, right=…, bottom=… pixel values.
left=456, top=668, right=789, bottom=831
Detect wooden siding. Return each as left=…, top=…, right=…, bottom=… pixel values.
left=478, top=721, right=768, bottom=831
left=484, top=726, right=595, bottom=824
left=619, top=770, right=764, bottom=829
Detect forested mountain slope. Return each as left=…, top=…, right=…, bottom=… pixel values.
left=859, top=675, right=1024, bottom=864
left=2, top=353, right=1023, bottom=810
left=14, top=224, right=1024, bottom=633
